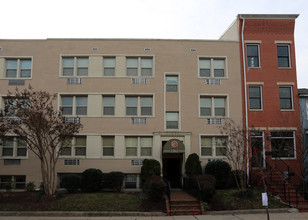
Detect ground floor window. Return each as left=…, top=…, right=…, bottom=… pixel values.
left=125, top=174, right=137, bottom=189
left=271, top=131, right=295, bottom=158
left=201, top=136, right=227, bottom=157
left=0, top=175, right=26, bottom=189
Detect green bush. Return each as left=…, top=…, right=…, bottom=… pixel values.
left=140, top=159, right=161, bottom=185
left=142, top=175, right=166, bottom=201
left=103, top=172, right=124, bottom=192
left=185, top=153, right=202, bottom=178
left=229, top=170, right=246, bottom=188
left=205, top=160, right=231, bottom=189
left=62, top=174, right=81, bottom=193
left=195, top=174, right=216, bottom=202
left=26, top=182, right=36, bottom=192
left=81, top=168, right=103, bottom=192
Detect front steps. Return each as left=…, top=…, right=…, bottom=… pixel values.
left=168, top=191, right=204, bottom=215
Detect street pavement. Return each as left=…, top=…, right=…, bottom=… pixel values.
left=1, top=212, right=308, bottom=220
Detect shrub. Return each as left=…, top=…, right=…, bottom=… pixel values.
left=81, top=168, right=103, bottom=192
left=26, top=182, right=36, bottom=192
left=195, top=174, right=216, bottom=202
left=103, top=172, right=124, bottom=192
left=185, top=153, right=202, bottom=178
left=205, top=160, right=231, bottom=189
left=62, top=174, right=81, bottom=193
left=229, top=170, right=246, bottom=189
left=140, top=159, right=161, bottom=185
left=142, top=175, right=166, bottom=201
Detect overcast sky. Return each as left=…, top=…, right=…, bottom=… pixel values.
left=1, top=0, right=307, bottom=87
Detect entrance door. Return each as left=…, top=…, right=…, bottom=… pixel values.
left=163, top=154, right=182, bottom=188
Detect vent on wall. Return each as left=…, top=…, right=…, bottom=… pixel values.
left=67, top=78, right=82, bottom=84
left=144, top=48, right=151, bottom=51
left=92, top=47, right=99, bottom=51
left=64, top=159, right=80, bottom=165
left=131, top=117, right=147, bottom=124
left=131, top=160, right=143, bottom=166
left=206, top=118, right=222, bottom=125
left=190, top=48, right=197, bottom=52
left=205, top=79, right=221, bottom=85
left=131, top=78, right=147, bottom=84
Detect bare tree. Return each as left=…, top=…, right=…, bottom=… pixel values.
left=219, top=119, right=248, bottom=192
left=0, top=86, right=82, bottom=196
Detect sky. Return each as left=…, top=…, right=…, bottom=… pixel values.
left=1, top=0, right=307, bottom=87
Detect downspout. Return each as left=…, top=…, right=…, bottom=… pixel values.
left=240, top=15, right=250, bottom=185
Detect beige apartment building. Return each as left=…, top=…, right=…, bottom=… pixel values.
left=0, top=38, right=242, bottom=190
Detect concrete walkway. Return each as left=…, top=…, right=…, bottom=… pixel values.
left=1, top=212, right=308, bottom=220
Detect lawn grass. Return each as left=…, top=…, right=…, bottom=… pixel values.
left=0, top=192, right=142, bottom=211
left=208, top=188, right=290, bottom=211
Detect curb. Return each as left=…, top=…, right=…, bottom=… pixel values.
left=0, top=211, right=166, bottom=217
left=205, top=208, right=298, bottom=215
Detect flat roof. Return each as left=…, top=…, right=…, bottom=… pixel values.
left=238, top=14, right=299, bottom=19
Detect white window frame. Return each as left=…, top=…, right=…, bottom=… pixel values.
left=126, top=57, right=153, bottom=77
left=200, top=135, right=228, bottom=158
left=270, top=131, right=296, bottom=159
left=0, top=136, right=27, bottom=158
left=198, top=57, right=227, bottom=78
left=246, top=44, right=260, bottom=68
left=102, top=136, right=115, bottom=157
left=199, top=95, right=228, bottom=117
left=279, top=86, right=293, bottom=111
left=250, top=130, right=265, bottom=168
left=61, top=56, right=89, bottom=77
left=248, top=85, right=263, bottom=110
left=165, top=75, right=179, bottom=92
left=103, top=96, right=115, bottom=116
left=166, top=112, right=179, bottom=130
left=61, top=95, right=88, bottom=116
left=59, top=136, right=87, bottom=158
left=125, top=96, right=153, bottom=116
left=277, top=44, right=291, bottom=68
left=5, top=58, right=32, bottom=79
left=103, top=57, right=116, bottom=76
left=125, top=136, right=153, bottom=158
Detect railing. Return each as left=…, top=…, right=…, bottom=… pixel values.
left=265, top=158, right=308, bottom=208
left=183, top=177, right=202, bottom=202
left=163, top=178, right=171, bottom=203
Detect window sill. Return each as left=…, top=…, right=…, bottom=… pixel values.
left=247, top=67, right=261, bottom=69
left=278, top=67, right=292, bottom=69
left=280, top=109, right=294, bottom=112
left=0, top=156, right=28, bottom=159
left=270, top=157, right=296, bottom=160
left=249, top=109, right=263, bottom=111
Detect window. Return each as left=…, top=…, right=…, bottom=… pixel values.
left=103, top=96, right=115, bottom=115
left=166, top=75, right=178, bottom=92
left=5, top=58, right=32, bottom=78
left=1, top=137, right=27, bottom=157
left=246, top=44, right=260, bottom=67
left=62, top=57, right=88, bottom=76
left=126, top=57, right=153, bottom=76
left=277, top=45, right=290, bottom=67
left=271, top=131, right=295, bottom=158
left=250, top=131, right=264, bottom=168
left=125, top=96, right=153, bottom=116
left=166, top=112, right=179, bottom=129
left=125, top=136, right=152, bottom=157
left=125, top=174, right=137, bottom=189
left=4, top=98, right=29, bottom=117
left=102, top=136, right=114, bottom=156
left=249, top=85, right=262, bottom=110
left=279, top=86, right=293, bottom=110
left=61, top=96, right=88, bottom=116
left=199, top=58, right=226, bottom=77
left=0, top=175, right=26, bottom=189
left=200, top=96, right=226, bottom=117
left=201, top=136, right=227, bottom=157
left=104, top=57, right=115, bottom=76
left=60, top=136, right=86, bottom=157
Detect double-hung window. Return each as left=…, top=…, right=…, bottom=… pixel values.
left=279, top=86, right=293, bottom=110
left=125, top=96, right=153, bottom=116
left=201, top=136, right=227, bottom=157
left=126, top=57, right=153, bottom=77
left=1, top=137, right=27, bottom=158
left=271, top=131, right=295, bottom=158
left=5, top=58, right=32, bottom=78
left=60, top=136, right=86, bottom=157
left=4, top=98, right=29, bottom=117
left=200, top=96, right=226, bottom=117
left=249, top=85, right=262, bottom=110
left=125, top=136, right=153, bottom=157
left=102, top=136, right=114, bottom=156
left=166, top=75, right=178, bottom=92
left=62, top=57, right=88, bottom=76
left=103, top=96, right=115, bottom=115
left=61, top=96, right=88, bottom=116
left=125, top=174, right=137, bottom=189
left=103, top=57, right=116, bottom=76
left=199, top=58, right=226, bottom=77
left=166, top=112, right=179, bottom=129
left=246, top=44, right=260, bottom=67
left=277, top=45, right=290, bottom=67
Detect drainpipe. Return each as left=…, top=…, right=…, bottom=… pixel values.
left=240, top=15, right=250, bottom=185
